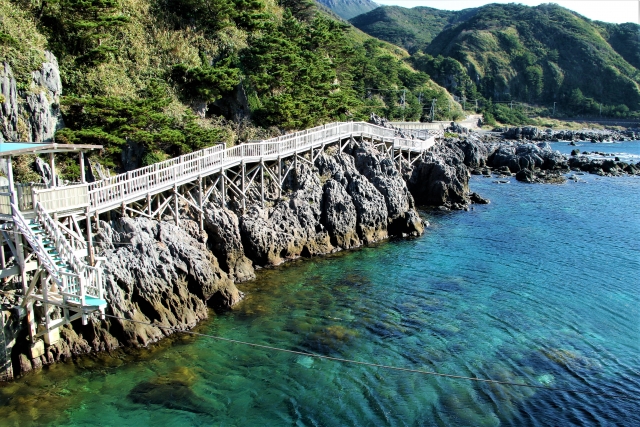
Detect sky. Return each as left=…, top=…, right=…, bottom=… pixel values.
left=373, top=0, right=640, bottom=24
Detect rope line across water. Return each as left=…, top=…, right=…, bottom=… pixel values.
left=103, top=314, right=635, bottom=401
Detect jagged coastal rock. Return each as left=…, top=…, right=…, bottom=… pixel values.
left=13, top=134, right=445, bottom=375
left=501, top=126, right=640, bottom=143
left=476, top=127, right=640, bottom=181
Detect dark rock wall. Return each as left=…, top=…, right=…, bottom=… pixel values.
left=0, top=51, right=63, bottom=143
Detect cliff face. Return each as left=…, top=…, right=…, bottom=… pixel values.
left=0, top=51, right=63, bottom=143
left=14, top=134, right=454, bottom=375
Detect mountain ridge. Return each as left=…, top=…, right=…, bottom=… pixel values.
left=351, top=3, right=640, bottom=116
left=315, top=0, right=379, bottom=20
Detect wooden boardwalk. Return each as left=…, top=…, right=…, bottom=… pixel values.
left=84, top=121, right=439, bottom=216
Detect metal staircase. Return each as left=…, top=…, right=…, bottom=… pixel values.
left=11, top=202, right=106, bottom=333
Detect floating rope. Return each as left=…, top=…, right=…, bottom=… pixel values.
left=0, top=292, right=635, bottom=401
left=104, top=314, right=636, bottom=401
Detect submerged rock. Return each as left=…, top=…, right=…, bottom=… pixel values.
left=129, top=378, right=211, bottom=414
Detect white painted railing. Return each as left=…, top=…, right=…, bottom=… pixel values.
left=83, top=121, right=439, bottom=213
left=33, top=185, right=89, bottom=212
left=34, top=202, right=103, bottom=304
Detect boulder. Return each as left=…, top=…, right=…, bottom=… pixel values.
left=203, top=204, right=255, bottom=282
left=515, top=168, right=535, bottom=183
left=321, top=179, right=360, bottom=248
left=98, top=217, right=240, bottom=347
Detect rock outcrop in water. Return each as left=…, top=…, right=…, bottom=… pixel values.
left=500, top=126, right=640, bottom=143
left=406, top=139, right=471, bottom=209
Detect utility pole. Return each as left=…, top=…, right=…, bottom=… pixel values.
left=418, top=92, right=422, bottom=105
left=510, top=101, right=513, bottom=110
left=475, top=99, right=478, bottom=112
left=431, top=99, right=437, bottom=122
left=553, top=101, right=556, bottom=116
left=463, top=96, right=466, bottom=111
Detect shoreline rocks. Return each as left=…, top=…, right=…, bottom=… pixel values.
left=9, top=134, right=437, bottom=377
left=7, top=121, right=637, bottom=379
left=500, top=126, right=640, bottom=143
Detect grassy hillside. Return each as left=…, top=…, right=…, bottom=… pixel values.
left=599, top=23, right=640, bottom=71
left=1, top=0, right=460, bottom=177
left=315, top=0, right=378, bottom=20
left=352, top=3, right=640, bottom=118
left=349, top=6, right=477, bottom=54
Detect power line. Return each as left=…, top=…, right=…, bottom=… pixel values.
left=101, top=314, right=635, bottom=401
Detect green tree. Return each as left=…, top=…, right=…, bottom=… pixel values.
left=56, top=81, right=228, bottom=169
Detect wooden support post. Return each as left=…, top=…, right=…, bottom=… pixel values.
left=79, top=151, right=86, bottom=183
left=260, top=160, right=264, bottom=208
left=0, top=233, right=5, bottom=272
left=221, top=169, right=226, bottom=206
left=26, top=301, right=37, bottom=343
left=173, top=184, right=179, bottom=226
left=6, top=156, right=15, bottom=209
left=277, top=156, right=281, bottom=198
left=86, top=207, right=95, bottom=266
left=147, top=193, right=152, bottom=217
left=241, top=161, right=246, bottom=212
left=121, top=202, right=127, bottom=218
left=198, top=176, right=204, bottom=233
left=8, top=157, right=30, bottom=298
left=49, top=153, right=56, bottom=187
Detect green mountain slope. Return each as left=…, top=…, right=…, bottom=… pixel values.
left=600, top=23, right=640, bottom=71
left=349, top=6, right=477, bottom=53
left=0, top=0, right=460, bottom=177
left=315, top=0, right=379, bottom=20
left=353, top=3, right=640, bottom=116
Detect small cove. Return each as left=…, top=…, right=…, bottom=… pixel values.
left=1, top=142, right=639, bottom=426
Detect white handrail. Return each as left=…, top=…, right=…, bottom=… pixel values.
left=11, top=203, right=64, bottom=286
left=86, top=121, right=442, bottom=212
left=34, top=202, right=102, bottom=302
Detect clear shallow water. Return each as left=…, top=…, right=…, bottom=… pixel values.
left=1, top=167, right=639, bottom=426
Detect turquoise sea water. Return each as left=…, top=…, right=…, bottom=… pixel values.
left=1, top=142, right=639, bottom=426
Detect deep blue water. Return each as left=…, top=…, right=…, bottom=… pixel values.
left=1, top=142, right=639, bottom=426
left=551, top=139, right=640, bottom=163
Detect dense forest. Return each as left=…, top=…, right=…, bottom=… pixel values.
left=350, top=3, right=640, bottom=119
left=0, top=0, right=461, bottom=176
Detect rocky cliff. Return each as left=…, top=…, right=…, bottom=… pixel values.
left=0, top=51, right=63, bottom=143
